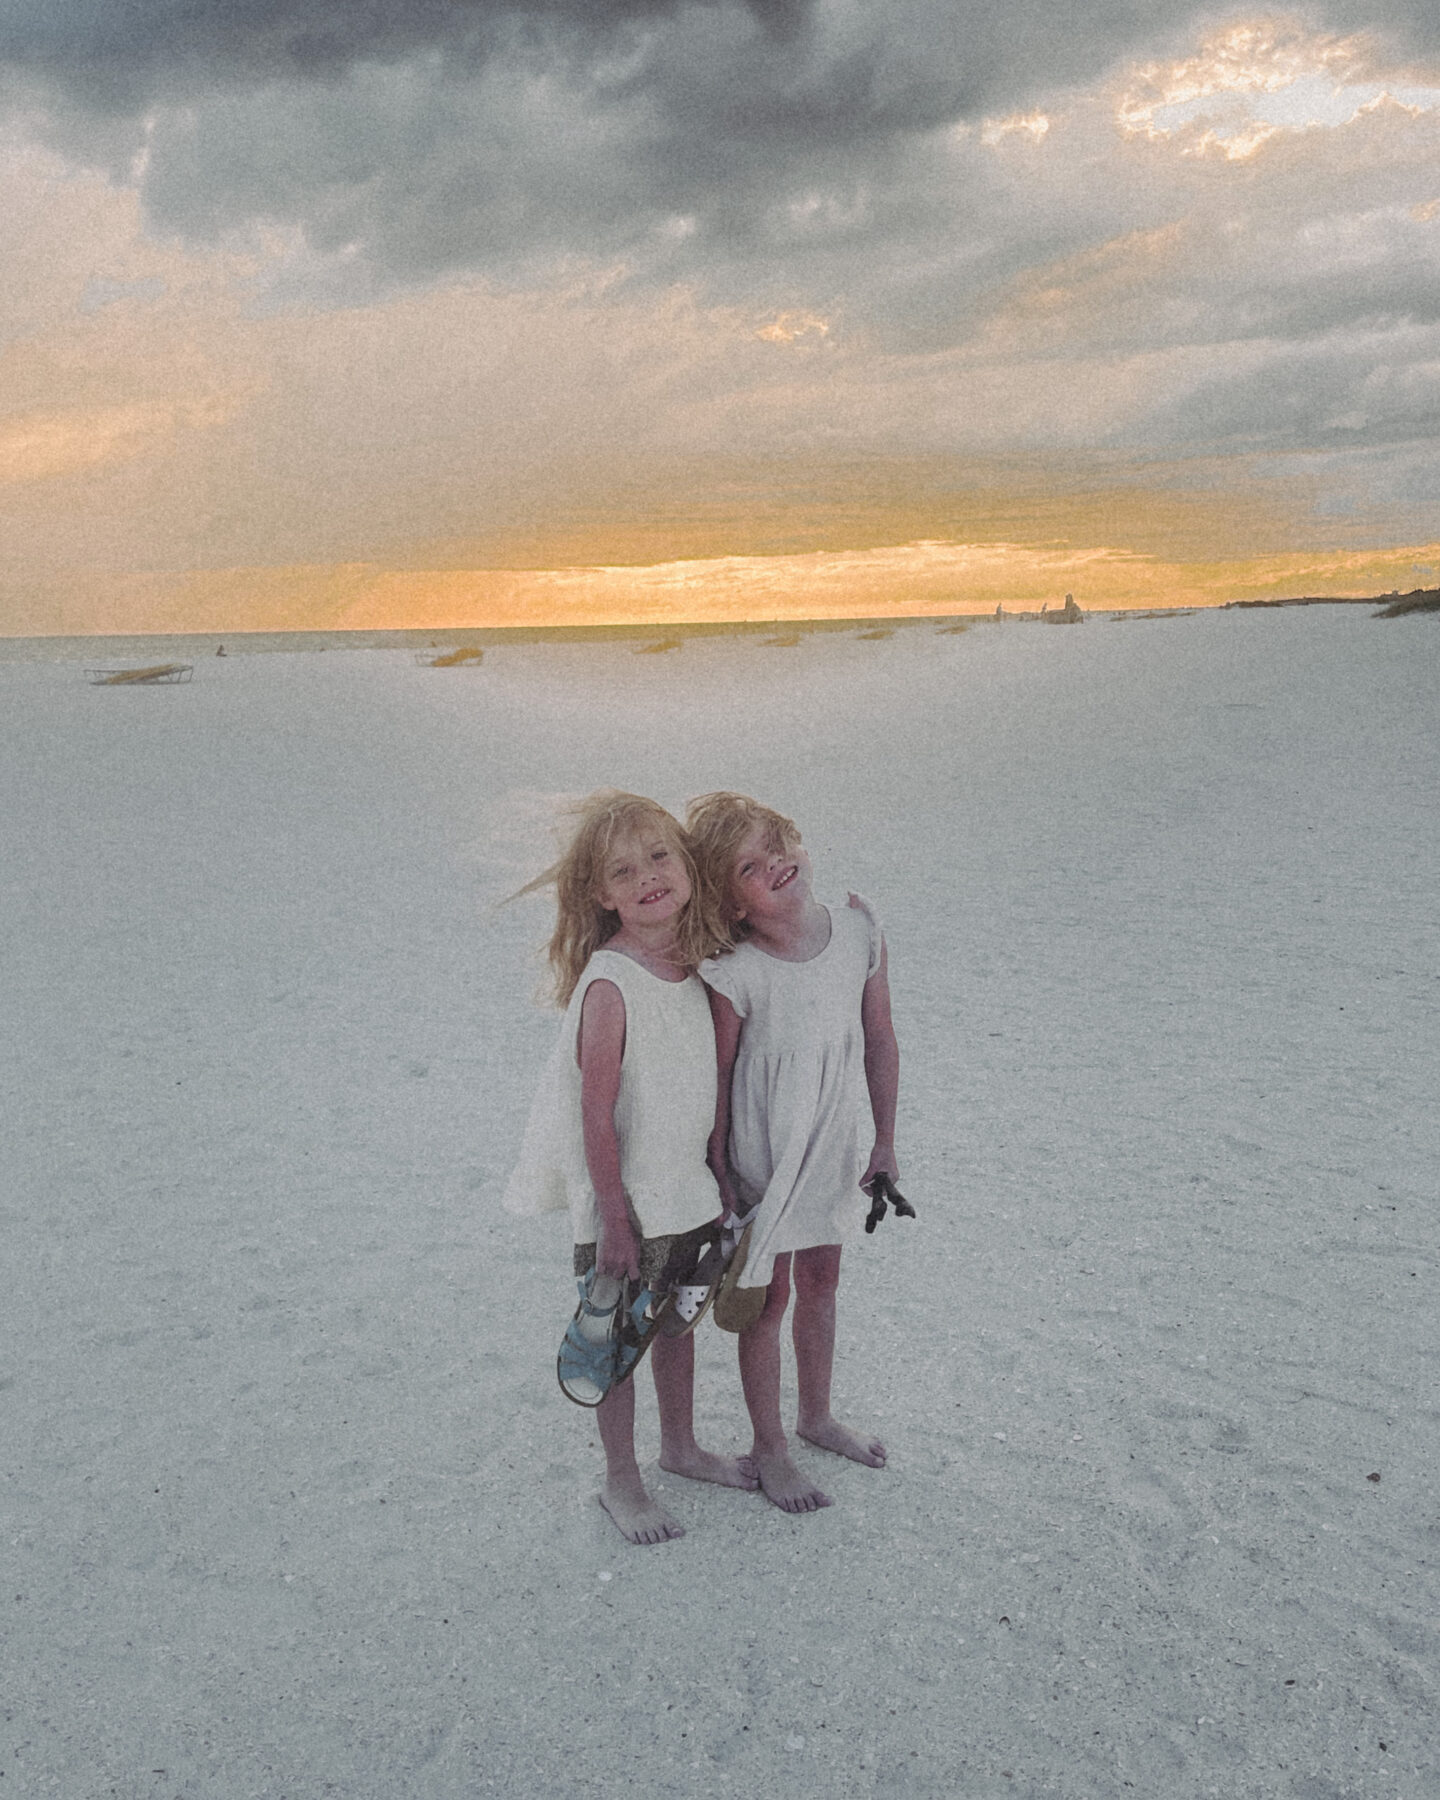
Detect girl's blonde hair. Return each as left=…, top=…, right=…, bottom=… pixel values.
left=517, top=790, right=709, bottom=1006
left=684, top=791, right=801, bottom=954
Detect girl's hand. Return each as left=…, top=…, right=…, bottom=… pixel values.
left=860, top=1147, right=899, bottom=1191
left=597, top=1213, right=641, bottom=1283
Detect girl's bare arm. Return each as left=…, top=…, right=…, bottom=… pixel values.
left=706, top=985, right=744, bottom=1220
left=859, top=940, right=900, bottom=1187
left=578, top=978, right=641, bottom=1280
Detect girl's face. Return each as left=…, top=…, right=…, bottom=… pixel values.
left=594, top=826, right=692, bottom=933
left=729, top=820, right=811, bottom=925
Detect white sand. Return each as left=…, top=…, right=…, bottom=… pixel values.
left=3, top=609, right=1437, bottom=1798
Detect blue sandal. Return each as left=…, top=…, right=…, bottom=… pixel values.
left=557, top=1271, right=622, bottom=1407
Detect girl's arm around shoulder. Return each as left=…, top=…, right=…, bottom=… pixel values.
left=705, top=984, right=743, bottom=1221
left=577, top=978, right=641, bottom=1281
left=859, top=937, right=901, bottom=1189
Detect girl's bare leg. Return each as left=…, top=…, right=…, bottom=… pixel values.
left=595, top=1372, right=684, bottom=1545
left=737, top=1255, right=832, bottom=1512
left=793, top=1244, right=887, bottom=1467
left=652, top=1333, right=759, bottom=1490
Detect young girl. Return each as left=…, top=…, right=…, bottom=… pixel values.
left=687, top=791, right=901, bottom=1514
left=504, top=791, right=757, bottom=1545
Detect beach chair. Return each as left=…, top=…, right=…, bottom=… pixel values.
left=420, top=647, right=485, bottom=667
left=86, top=664, right=194, bottom=685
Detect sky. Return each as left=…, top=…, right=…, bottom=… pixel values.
left=4, top=0, right=1440, bottom=632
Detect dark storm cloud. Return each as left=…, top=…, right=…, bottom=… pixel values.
left=8, top=1, right=1440, bottom=118
left=0, top=0, right=1120, bottom=286
left=5, top=0, right=1440, bottom=302
left=0, top=0, right=809, bottom=99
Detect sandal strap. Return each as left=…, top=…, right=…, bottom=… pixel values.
left=575, top=1273, right=621, bottom=1320
left=577, top=1294, right=620, bottom=1320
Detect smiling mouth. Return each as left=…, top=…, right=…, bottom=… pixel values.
left=638, top=887, right=669, bottom=905
left=771, top=866, right=797, bottom=891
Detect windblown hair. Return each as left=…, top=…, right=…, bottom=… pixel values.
left=684, top=791, right=801, bottom=954
left=515, top=790, right=708, bottom=1007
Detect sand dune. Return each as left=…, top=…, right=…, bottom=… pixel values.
left=2, top=608, right=1436, bottom=1796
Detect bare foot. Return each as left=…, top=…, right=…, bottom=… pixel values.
left=796, top=1415, right=887, bottom=1467
left=753, top=1449, right=832, bottom=1514
left=598, top=1479, right=686, bottom=1546
left=659, top=1447, right=761, bottom=1491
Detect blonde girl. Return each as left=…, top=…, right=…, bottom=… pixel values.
left=687, top=792, right=900, bottom=1514
left=504, top=791, right=757, bottom=1544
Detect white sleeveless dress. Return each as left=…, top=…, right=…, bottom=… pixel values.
left=503, top=948, right=721, bottom=1248
left=700, top=897, right=884, bottom=1289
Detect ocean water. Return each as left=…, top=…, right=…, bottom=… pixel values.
left=0, top=627, right=541, bottom=664
left=0, top=614, right=985, bottom=665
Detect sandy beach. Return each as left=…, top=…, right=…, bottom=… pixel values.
left=3, top=606, right=1437, bottom=1798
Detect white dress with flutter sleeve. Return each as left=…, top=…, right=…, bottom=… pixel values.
left=700, top=896, right=883, bottom=1290
left=502, top=949, right=721, bottom=1249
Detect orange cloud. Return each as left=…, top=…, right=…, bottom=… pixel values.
left=0, top=395, right=238, bottom=484
left=755, top=311, right=831, bottom=344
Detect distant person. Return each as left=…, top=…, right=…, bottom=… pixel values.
left=686, top=791, right=903, bottom=1513
left=504, top=791, right=757, bottom=1545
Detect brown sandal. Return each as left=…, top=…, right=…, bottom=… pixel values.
left=712, top=1223, right=768, bottom=1333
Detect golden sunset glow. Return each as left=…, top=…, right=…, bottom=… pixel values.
left=15, top=537, right=1438, bottom=641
